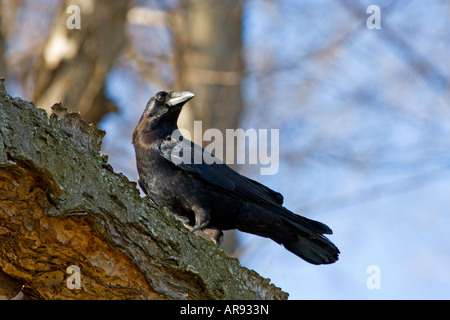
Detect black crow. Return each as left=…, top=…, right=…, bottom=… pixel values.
left=132, top=91, right=339, bottom=264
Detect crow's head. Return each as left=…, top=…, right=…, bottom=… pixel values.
left=142, top=91, right=195, bottom=122
left=134, top=91, right=195, bottom=142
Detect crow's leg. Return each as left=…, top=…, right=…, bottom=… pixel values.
left=202, top=227, right=224, bottom=250
left=190, top=206, right=210, bottom=233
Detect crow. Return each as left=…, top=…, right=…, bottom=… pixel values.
left=132, top=91, right=339, bottom=264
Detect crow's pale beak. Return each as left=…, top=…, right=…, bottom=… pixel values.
left=167, top=91, right=195, bottom=107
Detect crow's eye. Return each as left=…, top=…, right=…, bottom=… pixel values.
left=156, top=95, right=165, bottom=103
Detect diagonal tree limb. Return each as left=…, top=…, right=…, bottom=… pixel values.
left=0, top=79, right=287, bottom=300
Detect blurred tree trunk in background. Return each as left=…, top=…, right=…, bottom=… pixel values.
left=32, top=0, right=130, bottom=125
left=169, top=0, right=243, bottom=145
left=0, top=0, right=20, bottom=79
left=169, top=0, right=244, bottom=255
left=0, top=26, right=6, bottom=78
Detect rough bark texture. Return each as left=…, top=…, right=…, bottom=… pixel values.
left=0, top=79, right=288, bottom=300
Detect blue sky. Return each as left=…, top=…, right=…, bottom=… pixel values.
left=235, top=0, right=450, bottom=299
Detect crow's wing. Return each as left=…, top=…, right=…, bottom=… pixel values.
left=159, top=137, right=332, bottom=235
left=159, top=138, right=283, bottom=204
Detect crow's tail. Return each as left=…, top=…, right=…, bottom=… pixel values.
left=272, top=212, right=340, bottom=264
left=236, top=203, right=340, bottom=264
left=281, top=231, right=340, bottom=265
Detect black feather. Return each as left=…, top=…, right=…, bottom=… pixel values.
left=133, top=91, right=340, bottom=264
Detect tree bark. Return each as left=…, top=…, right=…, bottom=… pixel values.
left=0, top=79, right=287, bottom=300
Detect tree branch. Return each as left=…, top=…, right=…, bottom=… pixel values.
left=0, top=79, right=287, bottom=300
